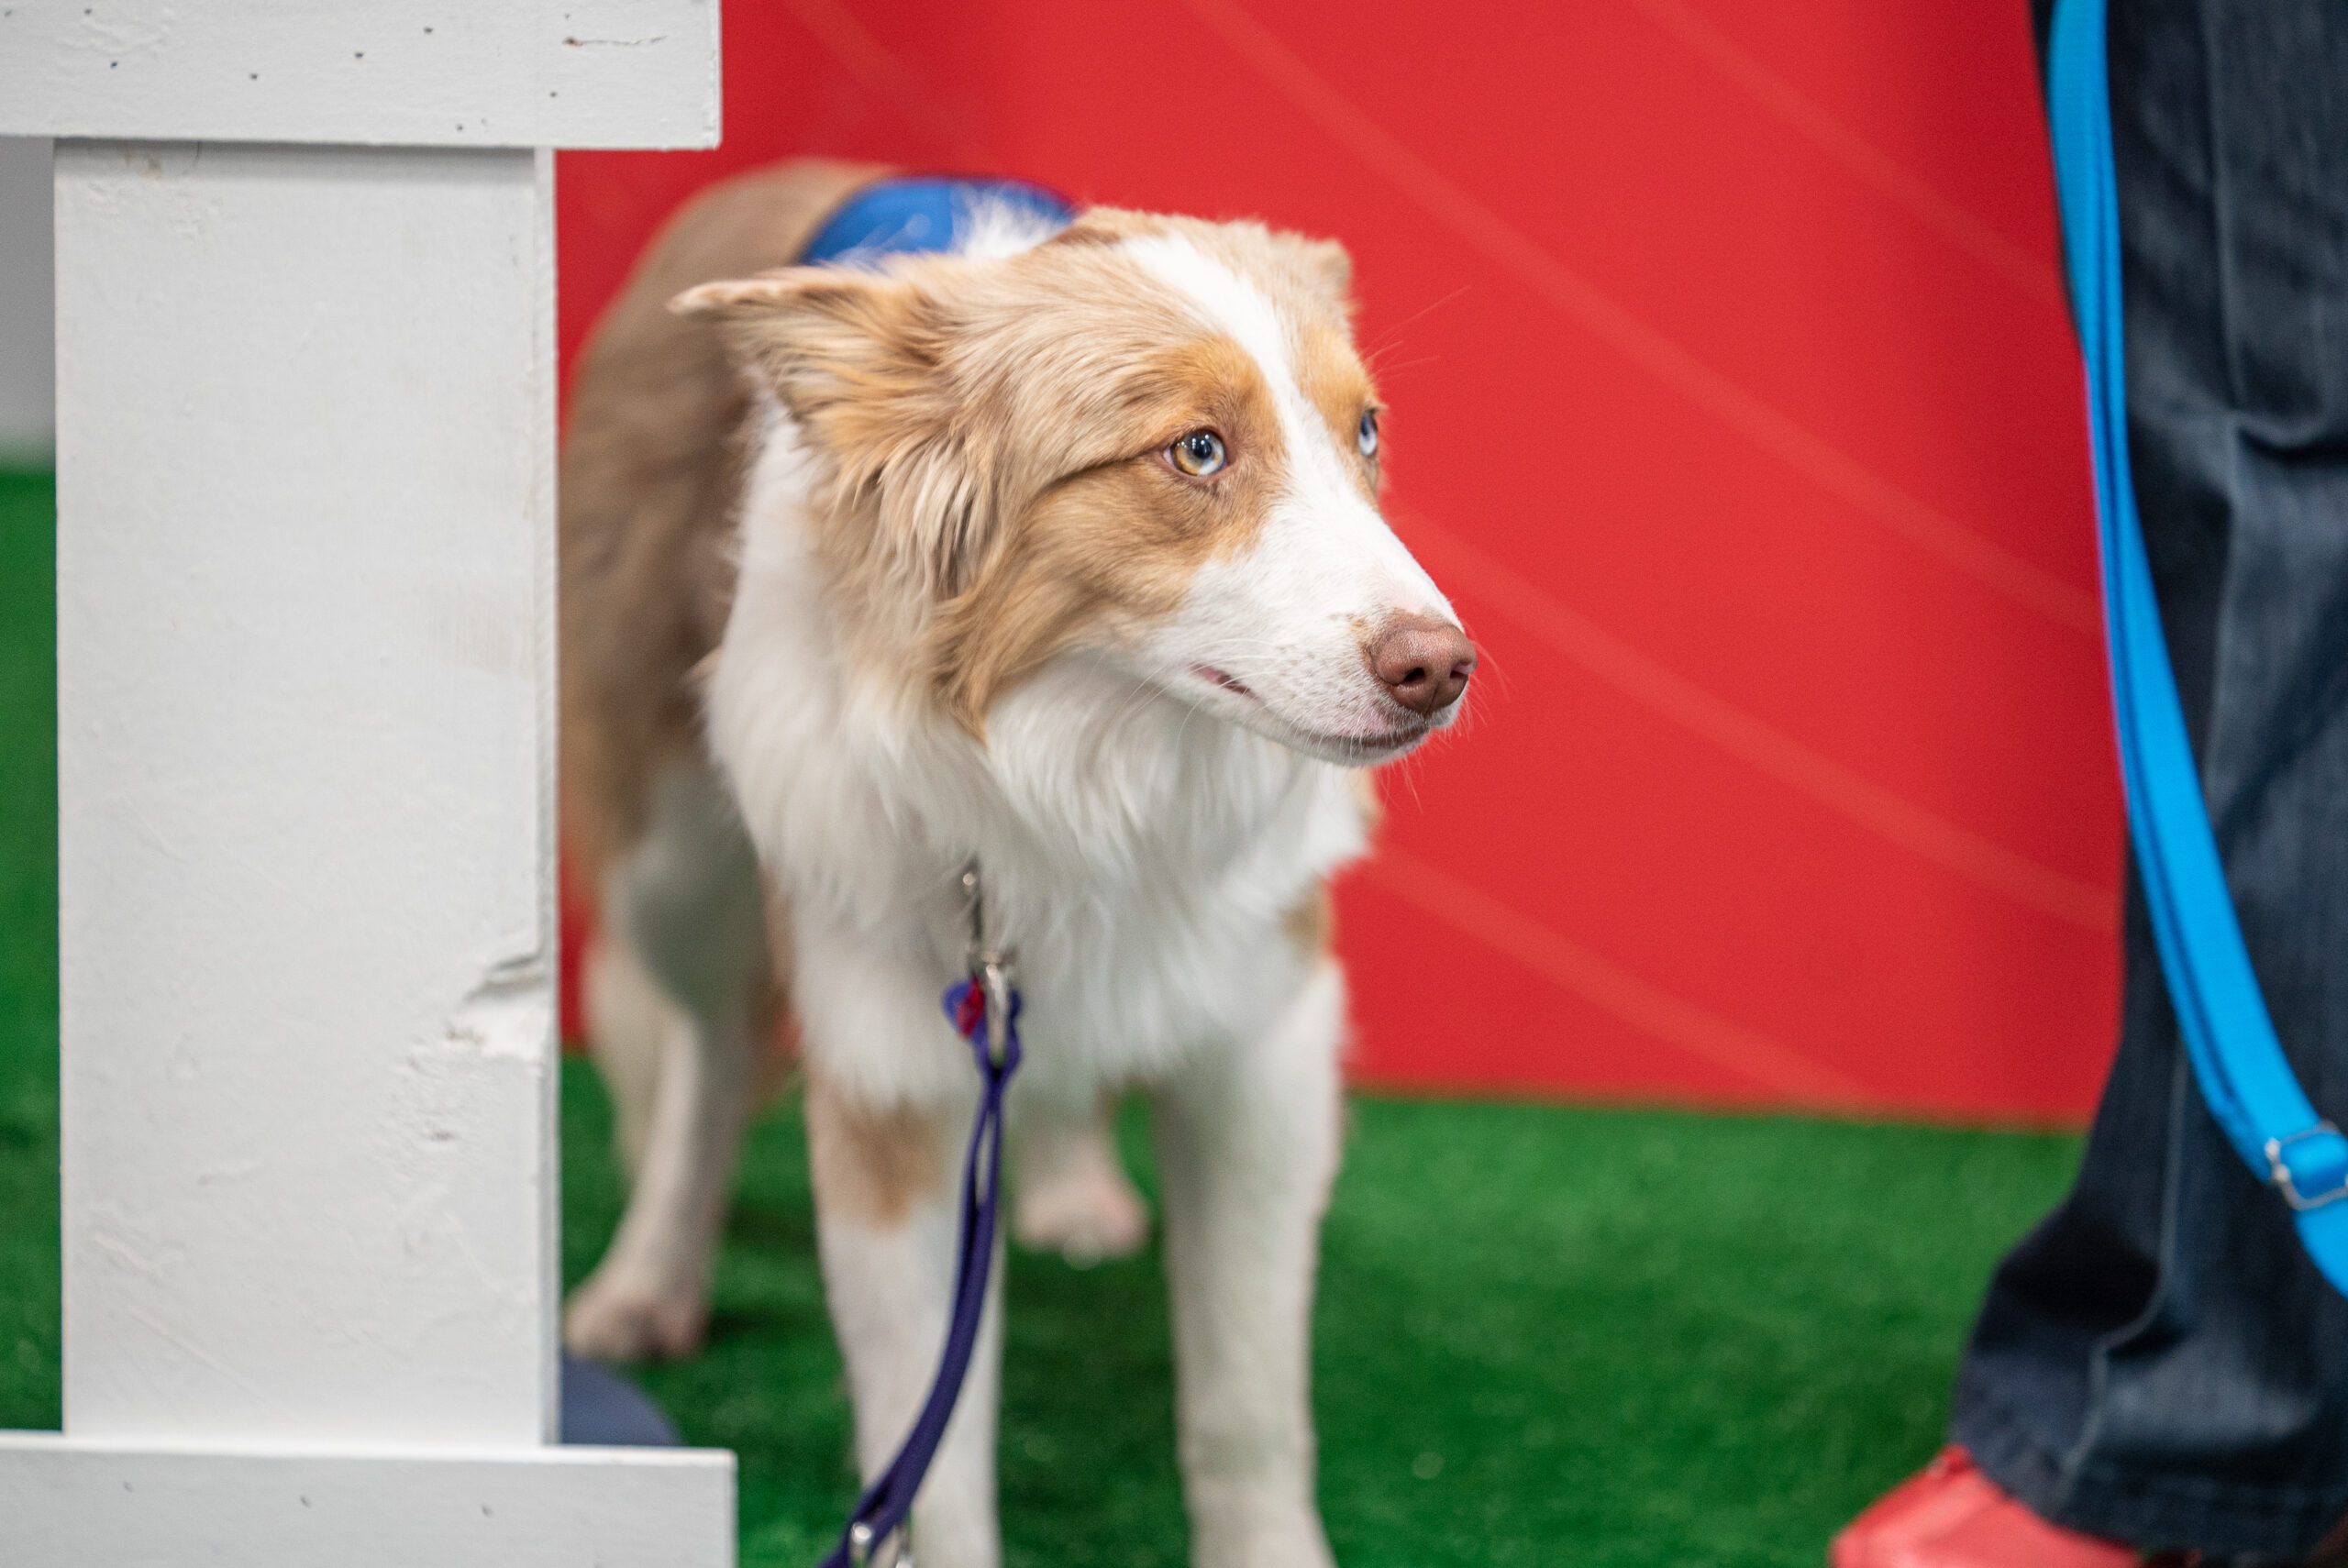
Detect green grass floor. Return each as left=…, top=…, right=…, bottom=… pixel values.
left=0, top=469, right=2084, bottom=1566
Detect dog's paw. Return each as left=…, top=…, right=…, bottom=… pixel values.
left=1013, top=1154, right=1150, bottom=1266
left=562, top=1270, right=708, bottom=1364
left=1187, top=1506, right=1338, bottom=1568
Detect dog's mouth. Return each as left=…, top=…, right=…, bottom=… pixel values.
left=1187, top=663, right=1430, bottom=762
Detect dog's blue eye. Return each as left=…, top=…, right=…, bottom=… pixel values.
left=1357, top=409, right=1379, bottom=458
left=1169, top=430, right=1227, bottom=477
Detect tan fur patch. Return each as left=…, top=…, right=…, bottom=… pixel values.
left=803, top=1070, right=948, bottom=1229
left=1296, top=316, right=1381, bottom=502
left=1283, top=884, right=1334, bottom=955
left=925, top=332, right=1289, bottom=728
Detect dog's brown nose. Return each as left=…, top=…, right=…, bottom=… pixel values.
left=1369, top=613, right=1476, bottom=717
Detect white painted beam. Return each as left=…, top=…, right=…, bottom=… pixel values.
left=0, top=2, right=720, bottom=149
left=0, top=1434, right=735, bottom=1567
left=54, top=137, right=567, bottom=1448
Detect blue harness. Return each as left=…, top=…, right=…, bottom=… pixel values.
left=802, top=179, right=1071, bottom=1568
left=2047, top=0, right=2348, bottom=1291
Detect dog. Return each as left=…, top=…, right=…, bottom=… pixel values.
left=559, top=160, right=1474, bottom=1568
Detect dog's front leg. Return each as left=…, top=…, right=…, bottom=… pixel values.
left=1154, top=963, right=1346, bottom=1568
left=807, top=1068, right=1003, bottom=1568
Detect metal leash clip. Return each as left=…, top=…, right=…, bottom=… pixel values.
left=960, top=860, right=1017, bottom=1068
left=847, top=1519, right=913, bottom=1568
left=2266, top=1121, right=2348, bottom=1212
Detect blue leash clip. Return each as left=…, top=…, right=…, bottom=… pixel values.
left=2267, top=1124, right=2348, bottom=1214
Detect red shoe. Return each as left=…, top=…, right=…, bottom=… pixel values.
left=1831, top=1447, right=2137, bottom=1568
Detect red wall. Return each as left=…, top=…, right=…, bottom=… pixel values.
left=558, top=0, right=2121, bottom=1123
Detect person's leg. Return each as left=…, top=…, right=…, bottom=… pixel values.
left=1948, top=0, right=2348, bottom=1555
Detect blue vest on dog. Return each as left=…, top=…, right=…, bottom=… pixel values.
left=801, top=175, right=1073, bottom=266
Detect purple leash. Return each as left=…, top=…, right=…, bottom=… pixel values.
left=821, top=863, right=1021, bottom=1568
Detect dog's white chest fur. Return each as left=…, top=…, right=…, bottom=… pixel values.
left=707, top=421, right=1371, bottom=1112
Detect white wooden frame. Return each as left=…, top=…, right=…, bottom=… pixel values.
left=0, top=6, right=735, bottom=1562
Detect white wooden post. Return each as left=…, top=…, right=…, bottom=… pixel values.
left=0, top=6, right=736, bottom=1562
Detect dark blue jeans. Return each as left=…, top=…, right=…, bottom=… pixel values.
left=1951, top=3, right=2348, bottom=1557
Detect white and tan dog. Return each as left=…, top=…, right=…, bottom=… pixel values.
left=559, top=160, right=1474, bottom=1568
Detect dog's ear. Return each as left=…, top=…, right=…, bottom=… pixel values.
left=1038, top=206, right=1159, bottom=248
left=672, top=266, right=944, bottom=441
left=674, top=267, right=991, bottom=598
left=1047, top=210, right=1352, bottom=301
left=1285, top=237, right=1353, bottom=314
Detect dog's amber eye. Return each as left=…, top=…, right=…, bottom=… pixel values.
left=1357, top=409, right=1379, bottom=458
left=1168, top=430, right=1228, bottom=477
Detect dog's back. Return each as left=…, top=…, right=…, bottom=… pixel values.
left=560, top=159, right=883, bottom=884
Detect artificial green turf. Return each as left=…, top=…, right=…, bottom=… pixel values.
left=0, top=466, right=2084, bottom=1565
left=0, top=468, right=60, bottom=1437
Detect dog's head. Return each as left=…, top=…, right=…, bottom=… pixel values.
left=678, top=205, right=1473, bottom=766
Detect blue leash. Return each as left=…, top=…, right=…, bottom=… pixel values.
left=794, top=179, right=1070, bottom=1568
left=2046, top=0, right=2348, bottom=1289
left=820, top=864, right=1024, bottom=1568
